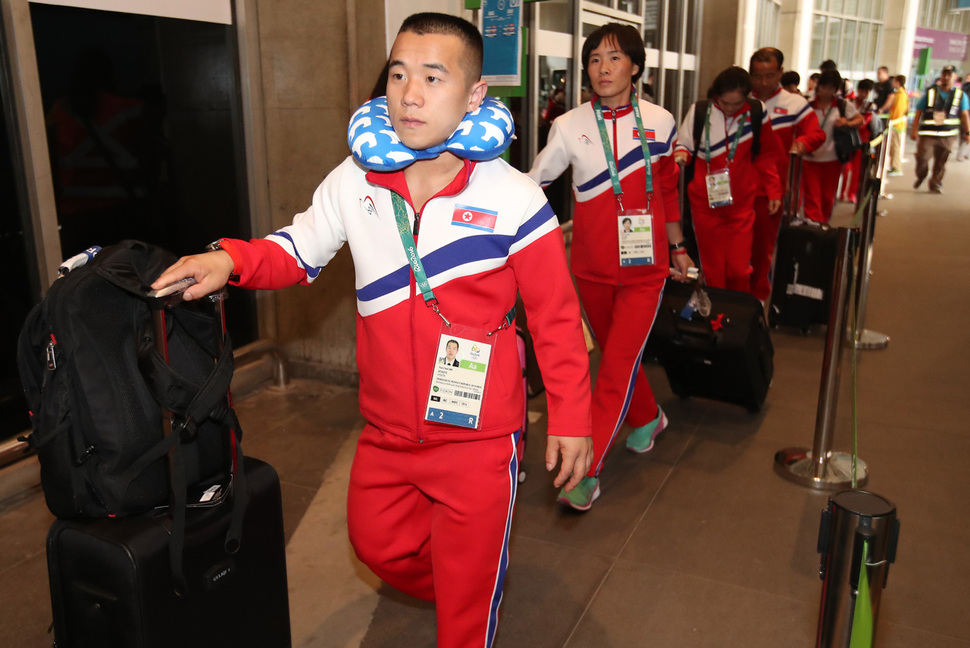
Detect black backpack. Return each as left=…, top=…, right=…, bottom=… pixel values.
left=832, top=98, right=862, bottom=163
left=17, top=240, right=246, bottom=590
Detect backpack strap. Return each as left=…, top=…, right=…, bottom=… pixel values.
left=693, top=99, right=762, bottom=158
left=692, top=99, right=709, bottom=148
left=138, top=333, right=235, bottom=438
left=746, top=99, right=763, bottom=158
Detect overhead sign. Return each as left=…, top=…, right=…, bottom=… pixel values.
left=481, top=0, right=522, bottom=86
left=912, top=27, right=968, bottom=61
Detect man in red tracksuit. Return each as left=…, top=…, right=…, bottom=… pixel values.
left=153, top=13, right=593, bottom=648
left=748, top=48, right=825, bottom=302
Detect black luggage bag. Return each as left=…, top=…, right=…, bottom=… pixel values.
left=30, top=241, right=290, bottom=647
left=768, top=154, right=839, bottom=332
left=769, top=220, right=839, bottom=332
left=46, top=456, right=291, bottom=648
left=650, top=279, right=773, bottom=412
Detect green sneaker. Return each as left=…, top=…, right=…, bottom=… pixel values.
left=557, top=476, right=600, bottom=511
left=626, top=408, right=668, bottom=454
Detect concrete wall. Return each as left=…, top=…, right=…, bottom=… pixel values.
left=255, top=0, right=386, bottom=380
left=699, top=0, right=741, bottom=93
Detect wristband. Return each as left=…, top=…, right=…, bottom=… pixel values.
left=671, top=248, right=688, bottom=255
left=669, top=241, right=686, bottom=251
left=205, top=239, right=240, bottom=282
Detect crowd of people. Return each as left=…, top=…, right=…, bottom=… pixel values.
left=149, top=13, right=970, bottom=646
left=528, top=38, right=970, bottom=515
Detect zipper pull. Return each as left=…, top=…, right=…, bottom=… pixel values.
left=46, top=335, right=58, bottom=370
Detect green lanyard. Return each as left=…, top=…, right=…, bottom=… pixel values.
left=704, top=102, right=746, bottom=166
left=390, top=191, right=516, bottom=333
left=593, top=89, right=653, bottom=207
left=391, top=192, right=450, bottom=325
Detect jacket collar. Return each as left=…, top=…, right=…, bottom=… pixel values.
left=365, top=159, right=476, bottom=209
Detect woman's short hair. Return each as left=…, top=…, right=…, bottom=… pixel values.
left=581, top=23, right=646, bottom=83
left=708, top=66, right=752, bottom=99
left=817, top=69, right=843, bottom=90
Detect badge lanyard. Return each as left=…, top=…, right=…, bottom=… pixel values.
left=704, top=102, right=746, bottom=167
left=593, top=88, right=654, bottom=210
left=818, top=104, right=836, bottom=130
left=391, top=192, right=451, bottom=325
left=390, top=192, right=515, bottom=333
left=391, top=192, right=515, bottom=430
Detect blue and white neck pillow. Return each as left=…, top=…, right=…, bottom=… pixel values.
left=348, top=96, right=515, bottom=172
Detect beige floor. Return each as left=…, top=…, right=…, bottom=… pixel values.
left=2, top=150, right=969, bottom=647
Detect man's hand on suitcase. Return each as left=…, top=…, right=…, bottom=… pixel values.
left=152, top=250, right=235, bottom=301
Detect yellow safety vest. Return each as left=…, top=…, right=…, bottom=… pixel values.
left=917, top=86, right=963, bottom=137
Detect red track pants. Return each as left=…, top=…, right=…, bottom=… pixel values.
left=347, top=424, right=519, bottom=648
left=576, top=275, right=664, bottom=477
left=750, top=196, right=782, bottom=302
left=691, top=200, right=756, bottom=293
left=802, top=159, right=842, bottom=223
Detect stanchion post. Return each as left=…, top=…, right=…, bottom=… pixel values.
left=875, top=118, right=891, bottom=199
left=774, top=227, right=869, bottom=489
left=853, top=177, right=890, bottom=351
left=815, top=490, right=900, bottom=647
left=853, top=143, right=872, bottom=210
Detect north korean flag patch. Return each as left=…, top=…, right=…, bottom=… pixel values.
left=773, top=107, right=789, bottom=115
left=634, top=128, right=656, bottom=140
left=452, top=204, right=498, bottom=232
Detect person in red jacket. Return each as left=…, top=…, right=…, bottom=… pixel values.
left=675, top=66, right=785, bottom=292
left=839, top=78, right=877, bottom=203
left=153, top=13, right=593, bottom=648
left=528, top=23, right=694, bottom=511
left=802, top=69, right=863, bottom=222
left=748, top=48, right=825, bottom=302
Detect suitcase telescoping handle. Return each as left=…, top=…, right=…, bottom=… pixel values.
left=147, top=284, right=247, bottom=596
left=783, top=152, right=803, bottom=224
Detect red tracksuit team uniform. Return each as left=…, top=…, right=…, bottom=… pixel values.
left=676, top=100, right=785, bottom=292
left=215, top=155, right=592, bottom=648
left=750, top=88, right=825, bottom=301
left=839, top=100, right=875, bottom=203
left=802, top=98, right=860, bottom=222
left=528, top=97, right=680, bottom=478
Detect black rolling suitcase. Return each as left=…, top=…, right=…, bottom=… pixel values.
left=46, top=456, right=291, bottom=648
left=24, top=242, right=291, bottom=647
left=769, top=155, right=839, bottom=332
left=650, top=279, right=773, bottom=412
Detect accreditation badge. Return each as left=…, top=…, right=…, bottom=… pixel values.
left=706, top=167, right=733, bottom=209
left=425, top=324, right=493, bottom=429
left=933, top=110, right=947, bottom=125
left=618, top=208, right=655, bottom=266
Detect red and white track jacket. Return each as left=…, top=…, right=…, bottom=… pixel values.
left=528, top=99, right=681, bottom=285
left=675, top=100, right=785, bottom=211
left=219, top=156, right=592, bottom=443
left=758, top=87, right=826, bottom=194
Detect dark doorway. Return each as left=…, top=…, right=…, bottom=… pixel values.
left=0, top=4, right=257, bottom=444
left=0, top=32, right=34, bottom=445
